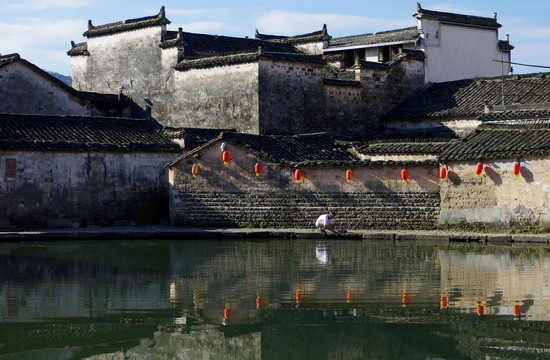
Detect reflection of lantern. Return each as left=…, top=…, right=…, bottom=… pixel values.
left=476, top=300, right=484, bottom=316
left=347, top=288, right=354, bottom=304
left=346, top=169, right=353, bottom=183
left=295, top=169, right=302, bottom=183
left=475, top=162, right=483, bottom=177
left=256, top=292, right=263, bottom=310
left=296, top=286, right=303, bottom=304
left=401, top=169, right=408, bottom=183
left=191, top=163, right=199, bottom=178
left=224, top=304, right=232, bottom=320
left=255, top=163, right=262, bottom=177
left=513, top=300, right=521, bottom=316
left=222, top=151, right=230, bottom=165
left=440, top=292, right=448, bottom=308
left=440, top=168, right=447, bottom=182
left=513, top=163, right=520, bottom=178
left=402, top=291, right=409, bottom=307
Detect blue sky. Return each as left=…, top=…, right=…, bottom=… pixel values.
left=1, top=0, right=549, bottom=76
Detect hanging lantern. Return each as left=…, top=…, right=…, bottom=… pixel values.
left=476, top=300, right=484, bottom=316
left=191, top=163, right=199, bottom=178
left=346, top=169, right=353, bottom=183
left=513, top=163, right=520, bottom=178
left=295, top=169, right=302, bottom=183
left=440, top=167, right=447, bottom=182
left=255, top=163, right=262, bottom=177
left=475, top=162, right=483, bottom=177
left=401, top=169, right=408, bottom=183
left=513, top=301, right=521, bottom=316
left=222, top=151, right=230, bottom=165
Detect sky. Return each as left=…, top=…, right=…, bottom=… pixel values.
left=1, top=0, right=550, bottom=76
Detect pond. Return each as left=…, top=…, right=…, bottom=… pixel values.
left=1, top=238, right=550, bottom=359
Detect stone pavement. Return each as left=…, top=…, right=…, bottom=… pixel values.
left=0, top=225, right=549, bottom=245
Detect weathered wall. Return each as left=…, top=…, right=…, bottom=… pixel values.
left=168, top=63, right=260, bottom=132
left=440, top=157, right=550, bottom=230
left=169, top=142, right=440, bottom=229
left=0, top=151, right=177, bottom=227
left=1, top=62, right=95, bottom=116
left=258, top=59, right=326, bottom=135
left=358, top=58, right=425, bottom=123
left=72, top=27, right=171, bottom=119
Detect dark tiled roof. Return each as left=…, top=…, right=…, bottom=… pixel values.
left=162, top=127, right=235, bottom=149
left=479, top=108, right=550, bottom=121
left=0, top=114, right=181, bottom=153
left=168, top=132, right=360, bottom=167
left=323, top=67, right=361, bottom=86
left=326, top=27, right=419, bottom=51
left=67, top=41, right=89, bottom=56
left=387, top=73, right=550, bottom=120
left=414, top=3, right=501, bottom=29
left=354, top=138, right=454, bottom=155
left=174, top=48, right=324, bottom=71
left=83, top=7, right=170, bottom=38
left=439, top=120, right=550, bottom=161
left=255, top=25, right=330, bottom=44
left=0, top=53, right=20, bottom=68
left=175, top=32, right=300, bottom=57
left=498, top=40, right=514, bottom=51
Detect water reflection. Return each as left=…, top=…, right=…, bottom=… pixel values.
left=1, top=239, right=550, bottom=359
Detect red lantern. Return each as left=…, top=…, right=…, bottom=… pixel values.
left=440, top=167, right=447, bottom=182
left=224, top=307, right=232, bottom=320
left=440, top=292, right=448, bottom=309
left=401, top=169, right=408, bottom=183
left=346, top=169, right=353, bottom=183
left=476, top=301, right=484, bottom=316
left=256, top=292, right=263, bottom=310
left=191, top=163, right=199, bottom=178
left=222, top=151, right=230, bottom=165
left=475, top=162, right=483, bottom=177
left=513, top=163, right=520, bottom=178
left=295, top=169, right=302, bottom=183
left=513, top=301, right=521, bottom=316
left=255, top=163, right=262, bottom=177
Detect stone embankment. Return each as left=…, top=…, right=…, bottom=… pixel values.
left=0, top=226, right=549, bottom=244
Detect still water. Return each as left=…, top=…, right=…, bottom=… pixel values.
left=1, top=238, right=550, bottom=359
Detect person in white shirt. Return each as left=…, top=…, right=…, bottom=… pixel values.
left=315, top=212, right=336, bottom=233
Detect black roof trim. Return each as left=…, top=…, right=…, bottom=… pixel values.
left=83, top=6, right=170, bottom=38
left=414, top=2, right=501, bottom=29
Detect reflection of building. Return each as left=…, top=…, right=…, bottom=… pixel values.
left=439, top=249, right=550, bottom=320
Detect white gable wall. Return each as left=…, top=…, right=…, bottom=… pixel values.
left=421, top=20, right=505, bottom=83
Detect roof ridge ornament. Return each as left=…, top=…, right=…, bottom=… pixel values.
left=417, top=2, right=422, bottom=12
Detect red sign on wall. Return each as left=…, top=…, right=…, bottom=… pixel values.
left=6, top=159, right=16, bottom=182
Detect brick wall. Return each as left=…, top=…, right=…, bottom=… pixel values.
left=173, top=190, right=440, bottom=229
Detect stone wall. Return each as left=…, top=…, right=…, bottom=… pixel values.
left=169, top=63, right=260, bottom=132
left=169, top=142, right=441, bottom=229
left=0, top=151, right=177, bottom=227
left=0, top=62, right=106, bottom=116
left=258, top=59, right=326, bottom=135
left=71, top=27, right=173, bottom=119
left=440, top=157, right=550, bottom=231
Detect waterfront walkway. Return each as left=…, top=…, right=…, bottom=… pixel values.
left=1, top=225, right=549, bottom=244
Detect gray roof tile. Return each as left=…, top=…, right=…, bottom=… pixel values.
left=83, top=7, right=170, bottom=38
left=387, top=73, right=550, bottom=120
left=326, top=27, right=419, bottom=50
left=0, top=114, right=181, bottom=153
